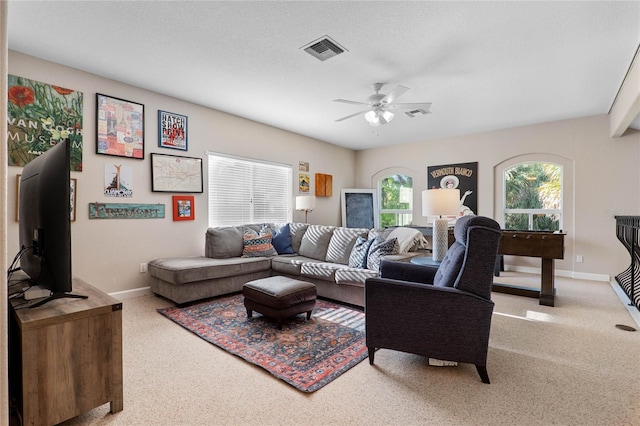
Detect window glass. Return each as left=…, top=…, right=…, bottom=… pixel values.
left=379, top=175, right=413, bottom=227
left=504, top=163, right=562, bottom=231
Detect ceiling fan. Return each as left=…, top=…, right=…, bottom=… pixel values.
left=334, top=83, right=432, bottom=127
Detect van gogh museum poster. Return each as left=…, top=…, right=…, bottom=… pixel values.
left=7, top=74, right=83, bottom=170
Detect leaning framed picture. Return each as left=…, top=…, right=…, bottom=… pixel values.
left=341, top=189, right=379, bottom=229
left=96, top=93, right=145, bottom=159
left=173, top=195, right=195, bottom=221
left=16, top=174, right=78, bottom=222
left=158, top=110, right=188, bottom=151
left=151, top=153, right=203, bottom=193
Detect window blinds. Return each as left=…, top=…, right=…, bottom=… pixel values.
left=208, top=153, right=292, bottom=226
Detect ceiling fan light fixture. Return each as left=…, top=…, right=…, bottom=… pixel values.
left=364, top=110, right=379, bottom=126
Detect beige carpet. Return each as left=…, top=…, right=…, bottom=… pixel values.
left=60, top=272, right=640, bottom=426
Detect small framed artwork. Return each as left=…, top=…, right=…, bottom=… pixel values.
left=158, top=110, right=188, bottom=151
left=70, top=178, right=77, bottom=222
left=151, top=153, right=203, bottom=193
left=96, top=93, right=145, bottom=159
left=15, top=175, right=21, bottom=222
left=173, top=195, right=195, bottom=221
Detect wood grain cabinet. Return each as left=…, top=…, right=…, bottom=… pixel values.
left=9, top=277, right=123, bottom=425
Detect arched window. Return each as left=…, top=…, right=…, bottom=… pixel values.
left=379, top=174, right=413, bottom=227
left=504, top=162, right=562, bottom=231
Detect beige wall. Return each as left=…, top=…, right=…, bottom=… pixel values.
left=355, top=115, right=640, bottom=280
left=7, top=51, right=355, bottom=294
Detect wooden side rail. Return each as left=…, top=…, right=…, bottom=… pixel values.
left=615, top=216, right=640, bottom=311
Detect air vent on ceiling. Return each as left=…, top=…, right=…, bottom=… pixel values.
left=405, top=109, right=431, bottom=118
left=302, top=36, right=347, bottom=61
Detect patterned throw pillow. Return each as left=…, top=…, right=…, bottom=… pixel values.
left=366, top=237, right=399, bottom=271
left=242, top=226, right=277, bottom=257
left=348, top=236, right=375, bottom=269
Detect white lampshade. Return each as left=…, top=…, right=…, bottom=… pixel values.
left=422, top=189, right=460, bottom=217
left=421, top=188, right=460, bottom=262
left=296, top=195, right=316, bottom=211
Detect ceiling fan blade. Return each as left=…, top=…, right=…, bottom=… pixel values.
left=335, top=110, right=370, bottom=122
left=380, top=85, right=409, bottom=104
left=385, top=102, right=432, bottom=110
left=333, top=99, right=369, bottom=106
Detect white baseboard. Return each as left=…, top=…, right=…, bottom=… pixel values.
left=109, top=286, right=153, bottom=301
left=610, top=280, right=640, bottom=329
left=503, top=265, right=610, bottom=282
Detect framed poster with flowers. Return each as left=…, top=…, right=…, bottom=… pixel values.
left=158, top=110, right=188, bottom=151
left=7, top=75, right=83, bottom=169
left=173, top=195, right=195, bottom=221
left=96, top=93, right=145, bottom=159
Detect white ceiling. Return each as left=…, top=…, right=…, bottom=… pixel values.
left=7, top=1, right=640, bottom=151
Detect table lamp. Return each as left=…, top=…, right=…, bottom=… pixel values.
left=296, top=195, right=316, bottom=223
left=422, top=188, right=460, bottom=262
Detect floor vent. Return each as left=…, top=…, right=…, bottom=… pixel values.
left=302, top=36, right=347, bottom=61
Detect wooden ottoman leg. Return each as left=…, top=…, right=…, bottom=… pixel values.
left=246, top=307, right=253, bottom=318
left=306, top=311, right=312, bottom=320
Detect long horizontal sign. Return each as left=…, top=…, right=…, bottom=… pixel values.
left=89, top=202, right=165, bottom=219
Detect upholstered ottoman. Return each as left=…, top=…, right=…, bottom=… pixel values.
left=243, top=276, right=317, bottom=329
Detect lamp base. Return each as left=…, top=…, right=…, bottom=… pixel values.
left=432, top=217, right=449, bottom=262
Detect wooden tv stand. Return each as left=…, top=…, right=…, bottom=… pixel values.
left=9, top=277, right=123, bottom=425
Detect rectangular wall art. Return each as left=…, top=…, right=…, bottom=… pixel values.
left=7, top=74, right=83, bottom=170
left=151, top=153, right=203, bottom=193
left=173, top=195, right=195, bottom=221
left=427, top=161, right=478, bottom=216
left=158, top=110, right=188, bottom=151
left=96, top=93, right=144, bottom=159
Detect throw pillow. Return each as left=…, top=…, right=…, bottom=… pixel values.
left=366, top=237, right=399, bottom=271
left=270, top=223, right=294, bottom=254
left=348, top=236, right=375, bottom=269
left=242, top=226, right=277, bottom=257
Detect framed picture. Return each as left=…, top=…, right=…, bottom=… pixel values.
left=151, top=153, right=203, bottom=193
left=158, top=110, right=188, bottom=151
left=15, top=174, right=78, bottom=222
left=173, top=195, right=195, bottom=221
left=70, top=178, right=77, bottom=222
left=341, top=189, right=379, bottom=229
left=96, top=93, right=145, bottom=159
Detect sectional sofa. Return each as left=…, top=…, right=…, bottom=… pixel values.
left=148, top=222, right=426, bottom=307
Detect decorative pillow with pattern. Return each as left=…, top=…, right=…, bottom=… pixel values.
left=242, top=226, right=277, bottom=257
left=366, top=237, right=399, bottom=271
left=348, top=236, right=375, bottom=269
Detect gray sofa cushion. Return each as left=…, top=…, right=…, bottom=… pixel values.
left=326, top=227, right=368, bottom=265
left=335, top=267, right=378, bottom=287
left=205, top=226, right=243, bottom=258
left=298, top=225, right=335, bottom=261
left=289, top=223, right=309, bottom=253
left=300, top=261, right=342, bottom=282
left=149, top=256, right=270, bottom=285
left=271, top=254, right=306, bottom=275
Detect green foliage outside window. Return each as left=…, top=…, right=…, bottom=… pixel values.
left=380, top=175, right=413, bottom=228
left=504, top=163, right=561, bottom=231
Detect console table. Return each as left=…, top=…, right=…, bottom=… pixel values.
left=9, top=277, right=123, bottom=425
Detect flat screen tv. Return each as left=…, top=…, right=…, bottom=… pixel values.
left=18, top=139, right=86, bottom=308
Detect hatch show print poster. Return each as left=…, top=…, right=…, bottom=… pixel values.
left=7, top=75, right=83, bottom=170
left=427, top=162, right=478, bottom=216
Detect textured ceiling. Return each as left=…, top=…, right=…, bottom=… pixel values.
left=7, top=1, right=640, bottom=150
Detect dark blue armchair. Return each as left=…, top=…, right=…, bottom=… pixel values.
left=365, top=215, right=502, bottom=383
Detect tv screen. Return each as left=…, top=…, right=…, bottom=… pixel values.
left=18, top=139, right=86, bottom=308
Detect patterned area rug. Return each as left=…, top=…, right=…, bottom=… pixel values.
left=158, top=294, right=367, bottom=392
